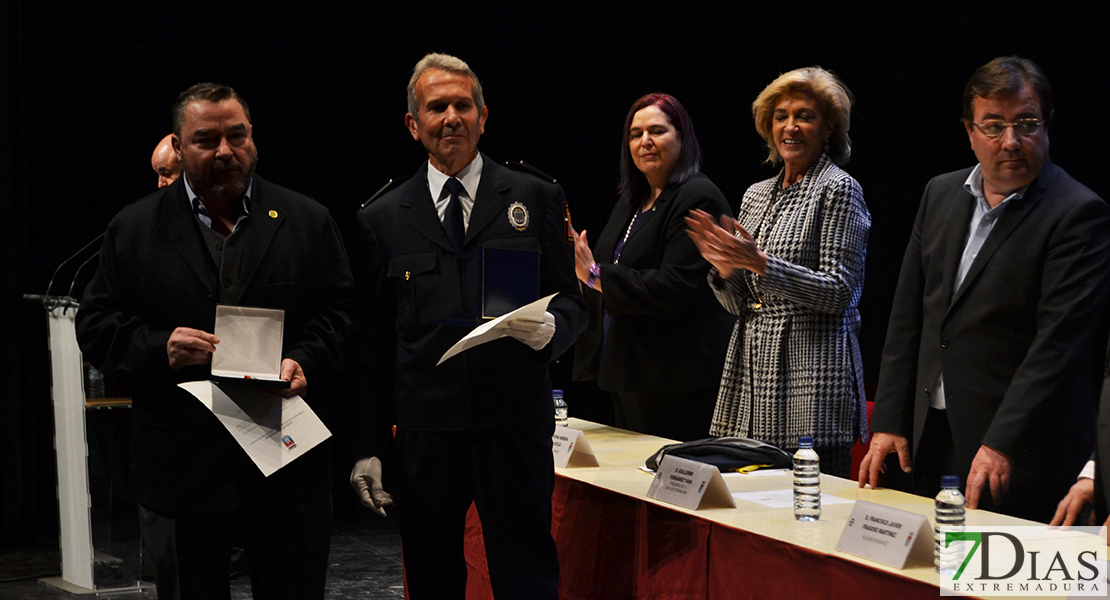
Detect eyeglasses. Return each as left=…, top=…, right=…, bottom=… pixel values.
left=969, top=118, right=1045, bottom=138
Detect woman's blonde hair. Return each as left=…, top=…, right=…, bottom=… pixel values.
left=752, top=66, right=854, bottom=166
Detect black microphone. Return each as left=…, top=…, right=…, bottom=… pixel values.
left=361, top=179, right=395, bottom=209
left=66, top=249, right=101, bottom=300
left=45, top=231, right=105, bottom=299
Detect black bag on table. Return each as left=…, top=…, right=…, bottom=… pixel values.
left=645, top=437, right=792, bottom=472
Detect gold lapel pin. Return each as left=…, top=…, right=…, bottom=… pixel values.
left=268, top=210, right=278, bottom=218
left=405, top=271, right=411, bottom=281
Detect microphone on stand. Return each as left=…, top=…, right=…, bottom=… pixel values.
left=66, top=249, right=102, bottom=300
left=361, top=179, right=395, bottom=209
left=37, top=231, right=105, bottom=310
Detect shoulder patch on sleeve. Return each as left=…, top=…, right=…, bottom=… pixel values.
left=564, top=200, right=575, bottom=244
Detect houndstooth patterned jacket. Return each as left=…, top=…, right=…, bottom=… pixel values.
left=708, top=154, right=870, bottom=456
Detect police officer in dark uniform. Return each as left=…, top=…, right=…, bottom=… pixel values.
left=350, top=53, right=586, bottom=600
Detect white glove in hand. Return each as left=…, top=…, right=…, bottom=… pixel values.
left=350, top=457, right=393, bottom=516
left=504, top=311, right=556, bottom=351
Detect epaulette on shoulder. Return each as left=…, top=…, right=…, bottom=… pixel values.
left=503, top=161, right=557, bottom=184
left=360, top=178, right=402, bottom=209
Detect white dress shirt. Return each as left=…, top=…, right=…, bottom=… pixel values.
left=425, top=153, right=483, bottom=232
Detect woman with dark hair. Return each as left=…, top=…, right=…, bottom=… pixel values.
left=686, top=67, right=870, bottom=476
left=572, top=93, right=734, bottom=441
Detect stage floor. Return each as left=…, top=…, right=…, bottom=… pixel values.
left=0, top=516, right=404, bottom=599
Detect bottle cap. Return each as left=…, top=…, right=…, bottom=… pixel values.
left=798, top=436, right=814, bottom=448
left=553, top=389, right=563, bottom=398
left=941, top=475, right=960, bottom=488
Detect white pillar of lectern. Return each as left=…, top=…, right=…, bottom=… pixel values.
left=45, top=301, right=96, bottom=590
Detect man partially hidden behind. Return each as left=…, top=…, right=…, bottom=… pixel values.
left=151, top=133, right=181, bottom=189
left=350, top=53, right=586, bottom=598
left=77, top=83, right=356, bottom=599
left=859, top=57, right=1110, bottom=522
left=133, top=132, right=186, bottom=600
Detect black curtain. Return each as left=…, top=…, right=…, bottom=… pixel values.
left=2, top=0, right=58, bottom=548
left=4, top=0, right=1110, bottom=550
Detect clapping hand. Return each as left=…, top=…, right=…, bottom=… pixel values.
left=684, top=209, right=767, bottom=278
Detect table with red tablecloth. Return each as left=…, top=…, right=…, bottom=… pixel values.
left=460, top=419, right=1033, bottom=600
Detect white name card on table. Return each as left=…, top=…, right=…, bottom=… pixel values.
left=835, top=500, right=932, bottom=569
left=552, top=425, right=598, bottom=468
left=646, top=455, right=736, bottom=510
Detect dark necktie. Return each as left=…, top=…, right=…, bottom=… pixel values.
left=444, top=177, right=465, bottom=254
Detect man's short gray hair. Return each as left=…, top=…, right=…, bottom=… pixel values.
left=406, top=53, right=485, bottom=118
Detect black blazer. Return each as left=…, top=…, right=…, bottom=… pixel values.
left=76, top=175, right=357, bottom=513
left=356, top=155, right=587, bottom=434
left=1095, top=353, right=1110, bottom=522
left=871, top=162, right=1110, bottom=519
left=574, top=173, right=735, bottom=394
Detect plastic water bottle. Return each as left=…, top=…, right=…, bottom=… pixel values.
left=85, top=363, right=105, bottom=399
left=793, top=436, right=821, bottom=521
left=935, top=475, right=966, bottom=575
left=553, top=389, right=568, bottom=427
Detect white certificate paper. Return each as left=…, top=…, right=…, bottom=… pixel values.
left=437, top=293, right=558, bottom=365
left=731, top=488, right=855, bottom=509
left=179, top=381, right=331, bottom=477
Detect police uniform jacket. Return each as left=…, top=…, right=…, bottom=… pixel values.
left=356, top=155, right=587, bottom=434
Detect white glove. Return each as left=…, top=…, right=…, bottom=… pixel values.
left=350, top=457, right=393, bottom=516
left=504, top=311, right=556, bottom=351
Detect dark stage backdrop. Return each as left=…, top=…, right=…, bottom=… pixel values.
left=4, top=1, right=1109, bottom=547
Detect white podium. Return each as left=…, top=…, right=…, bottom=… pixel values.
left=25, top=294, right=148, bottom=595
